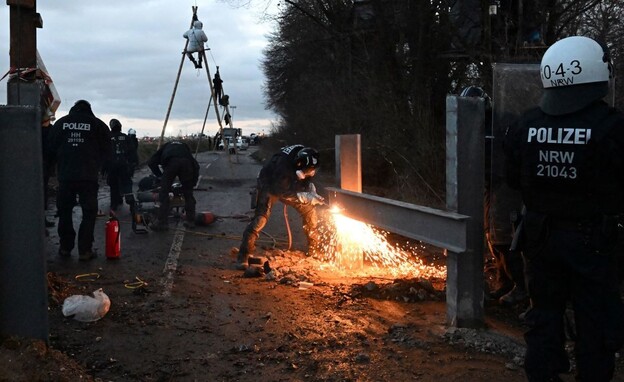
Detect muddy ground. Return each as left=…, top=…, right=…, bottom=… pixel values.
left=2, top=148, right=624, bottom=382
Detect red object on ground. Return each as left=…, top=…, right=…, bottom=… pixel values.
left=195, top=211, right=215, bottom=226
left=105, top=216, right=121, bottom=259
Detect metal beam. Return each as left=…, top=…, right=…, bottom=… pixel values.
left=326, top=187, right=469, bottom=253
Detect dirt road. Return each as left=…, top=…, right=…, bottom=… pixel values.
left=3, top=147, right=624, bottom=381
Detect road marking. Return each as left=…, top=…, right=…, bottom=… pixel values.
left=205, top=163, right=212, bottom=169
left=161, top=222, right=184, bottom=297
left=194, top=175, right=203, bottom=189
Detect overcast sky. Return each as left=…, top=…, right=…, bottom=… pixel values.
left=1, top=0, right=278, bottom=137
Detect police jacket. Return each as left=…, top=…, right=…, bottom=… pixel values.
left=148, top=141, right=199, bottom=179
left=183, top=20, right=208, bottom=53
left=259, top=145, right=312, bottom=199
left=109, top=131, right=131, bottom=165
left=504, top=100, right=624, bottom=218
left=127, top=135, right=139, bottom=165
left=47, top=103, right=111, bottom=183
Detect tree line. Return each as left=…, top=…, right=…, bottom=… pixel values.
left=259, top=0, right=624, bottom=207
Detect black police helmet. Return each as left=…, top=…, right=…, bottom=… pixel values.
left=71, top=99, right=93, bottom=114
left=109, top=119, right=122, bottom=132
left=294, top=147, right=319, bottom=171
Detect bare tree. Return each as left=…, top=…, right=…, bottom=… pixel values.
left=260, top=0, right=624, bottom=204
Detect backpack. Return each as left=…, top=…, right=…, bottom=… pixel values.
left=111, top=133, right=130, bottom=164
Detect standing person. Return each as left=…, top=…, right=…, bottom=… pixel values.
left=147, top=140, right=199, bottom=230
left=47, top=100, right=111, bottom=261
left=504, top=36, right=624, bottom=381
left=105, top=119, right=135, bottom=211
left=182, top=19, right=208, bottom=69
left=236, top=145, right=324, bottom=270
left=126, top=128, right=139, bottom=177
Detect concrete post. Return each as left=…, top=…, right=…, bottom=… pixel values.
left=0, top=106, right=48, bottom=341
left=1, top=0, right=49, bottom=342
left=335, top=134, right=362, bottom=192
left=445, top=96, right=485, bottom=328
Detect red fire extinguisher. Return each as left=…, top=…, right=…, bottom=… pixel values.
left=105, top=214, right=121, bottom=259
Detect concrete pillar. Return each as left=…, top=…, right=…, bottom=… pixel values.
left=1, top=1, right=49, bottom=342
left=0, top=105, right=48, bottom=341
left=335, top=134, right=361, bottom=192
left=445, top=96, right=485, bottom=328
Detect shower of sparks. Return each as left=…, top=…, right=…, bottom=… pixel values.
left=314, top=206, right=446, bottom=279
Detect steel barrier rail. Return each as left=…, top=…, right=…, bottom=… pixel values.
left=326, top=187, right=469, bottom=253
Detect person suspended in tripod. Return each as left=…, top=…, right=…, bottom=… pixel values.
left=183, top=19, right=208, bottom=69
left=213, top=68, right=223, bottom=104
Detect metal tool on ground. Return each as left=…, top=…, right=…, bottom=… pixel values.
left=131, top=175, right=187, bottom=234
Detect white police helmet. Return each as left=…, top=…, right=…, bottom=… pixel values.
left=128, top=128, right=136, bottom=136
left=539, top=36, right=612, bottom=115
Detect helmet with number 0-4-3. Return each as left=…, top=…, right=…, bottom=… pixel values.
left=294, top=147, right=319, bottom=178
left=539, top=35, right=612, bottom=116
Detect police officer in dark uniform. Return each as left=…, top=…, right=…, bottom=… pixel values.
left=105, top=119, right=135, bottom=211
left=147, top=140, right=199, bottom=230
left=236, top=145, right=323, bottom=270
left=126, top=128, right=139, bottom=177
left=47, top=100, right=111, bottom=261
left=504, top=36, right=624, bottom=381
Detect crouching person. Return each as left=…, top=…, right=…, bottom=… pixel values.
left=147, top=140, right=199, bottom=231
left=236, top=145, right=323, bottom=270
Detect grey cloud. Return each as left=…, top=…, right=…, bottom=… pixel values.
left=1, top=1, right=277, bottom=136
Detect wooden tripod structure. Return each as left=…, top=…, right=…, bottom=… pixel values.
left=158, top=6, right=238, bottom=159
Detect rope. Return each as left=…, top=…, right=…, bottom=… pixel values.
left=124, top=276, right=148, bottom=289
left=75, top=273, right=100, bottom=282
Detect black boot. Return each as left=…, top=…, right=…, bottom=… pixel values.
left=236, top=250, right=249, bottom=270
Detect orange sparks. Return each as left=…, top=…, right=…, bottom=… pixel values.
left=314, top=206, right=446, bottom=279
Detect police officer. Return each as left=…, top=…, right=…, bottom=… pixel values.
left=504, top=36, right=624, bottom=381
left=126, top=128, right=139, bottom=176
left=147, top=140, right=199, bottom=230
left=47, top=100, right=111, bottom=261
left=236, top=145, right=323, bottom=270
left=105, top=119, right=135, bottom=211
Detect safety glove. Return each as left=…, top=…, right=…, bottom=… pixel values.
left=297, top=191, right=325, bottom=206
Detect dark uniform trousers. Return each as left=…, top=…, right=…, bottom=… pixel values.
left=57, top=181, right=99, bottom=254
left=523, top=212, right=624, bottom=382
left=158, top=157, right=196, bottom=224
left=239, top=186, right=317, bottom=256
left=107, top=162, right=133, bottom=208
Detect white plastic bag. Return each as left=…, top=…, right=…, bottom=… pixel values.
left=62, top=288, right=111, bottom=322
